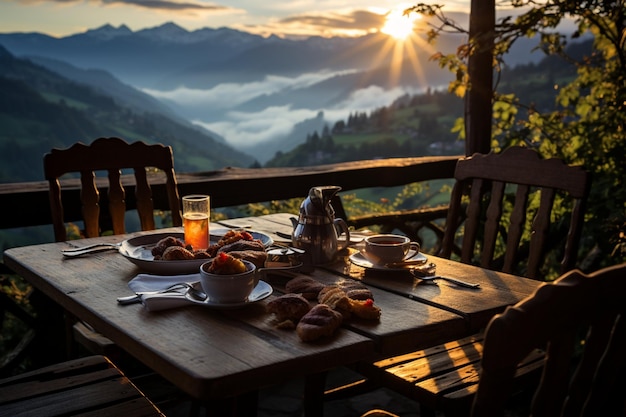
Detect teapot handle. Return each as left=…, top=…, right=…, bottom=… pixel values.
left=334, top=218, right=351, bottom=251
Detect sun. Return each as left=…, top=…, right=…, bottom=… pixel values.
left=381, top=8, right=418, bottom=40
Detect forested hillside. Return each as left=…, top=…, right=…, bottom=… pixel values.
left=264, top=39, right=586, bottom=168
left=0, top=45, right=254, bottom=183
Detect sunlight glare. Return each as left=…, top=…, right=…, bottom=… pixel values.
left=381, top=8, right=418, bottom=40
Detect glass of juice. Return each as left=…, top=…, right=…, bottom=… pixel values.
left=182, top=195, right=210, bottom=250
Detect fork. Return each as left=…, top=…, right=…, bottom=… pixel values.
left=116, top=283, right=192, bottom=305
left=61, top=243, right=121, bottom=257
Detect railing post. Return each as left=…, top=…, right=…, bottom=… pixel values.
left=465, top=0, right=495, bottom=156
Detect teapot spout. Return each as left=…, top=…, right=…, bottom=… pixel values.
left=290, top=216, right=298, bottom=228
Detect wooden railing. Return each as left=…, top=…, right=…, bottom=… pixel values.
left=0, top=156, right=460, bottom=245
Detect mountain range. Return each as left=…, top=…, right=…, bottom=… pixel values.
left=0, top=22, right=560, bottom=166
left=0, top=45, right=255, bottom=182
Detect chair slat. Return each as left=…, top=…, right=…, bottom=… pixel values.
left=527, top=187, right=556, bottom=279
left=0, top=355, right=163, bottom=417
left=107, top=168, right=126, bottom=236
left=481, top=180, right=505, bottom=268
left=461, top=178, right=484, bottom=264
left=503, top=184, right=530, bottom=274
left=133, top=167, right=156, bottom=231
left=80, top=171, right=101, bottom=238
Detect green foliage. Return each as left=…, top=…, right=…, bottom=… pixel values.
left=0, top=49, right=254, bottom=183
left=0, top=272, right=34, bottom=369
left=406, top=0, right=626, bottom=270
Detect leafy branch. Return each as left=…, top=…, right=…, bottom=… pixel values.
left=406, top=0, right=626, bottom=268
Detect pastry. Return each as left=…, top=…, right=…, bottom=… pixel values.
left=319, top=283, right=381, bottom=321
left=161, top=245, right=195, bottom=260
left=318, top=285, right=352, bottom=316
left=349, top=298, right=381, bottom=320
left=218, top=239, right=265, bottom=254
left=336, top=279, right=374, bottom=300
left=285, top=276, right=326, bottom=300
left=151, top=236, right=186, bottom=257
left=206, top=252, right=247, bottom=274
left=227, top=250, right=268, bottom=268
left=266, top=293, right=311, bottom=322
left=296, top=304, right=343, bottom=342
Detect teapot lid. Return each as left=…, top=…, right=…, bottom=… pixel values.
left=299, top=185, right=342, bottom=219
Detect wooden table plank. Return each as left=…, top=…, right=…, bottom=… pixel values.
left=3, top=212, right=541, bottom=403
left=224, top=213, right=540, bottom=332
left=333, top=250, right=540, bottom=332
left=265, top=268, right=468, bottom=358
left=3, top=236, right=374, bottom=400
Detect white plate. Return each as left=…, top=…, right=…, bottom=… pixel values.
left=119, top=231, right=273, bottom=275
left=349, top=249, right=428, bottom=271
left=185, top=280, right=273, bottom=309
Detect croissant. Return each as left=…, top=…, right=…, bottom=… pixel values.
left=285, top=276, right=326, bottom=300
left=318, top=285, right=352, bottom=315
left=161, top=246, right=195, bottom=260
left=336, top=279, right=374, bottom=301
left=266, top=293, right=311, bottom=322
left=296, top=304, right=343, bottom=342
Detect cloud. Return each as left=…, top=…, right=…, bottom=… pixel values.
left=195, top=105, right=317, bottom=147
left=236, top=8, right=389, bottom=38
left=102, top=0, right=227, bottom=12
left=15, top=0, right=229, bottom=12
left=143, top=69, right=358, bottom=118
left=144, top=70, right=425, bottom=153
left=186, top=85, right=422, bottom=149
left=279, top=10, right=385, bottom=32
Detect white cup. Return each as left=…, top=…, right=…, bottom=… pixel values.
left=361, top=234, right=420, bottom=266
left=199, top=259, right=258, bottom=303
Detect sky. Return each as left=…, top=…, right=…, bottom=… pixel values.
left=0, top=0, right=470, bottom=39
left=0, top=0, right=478, bottom=159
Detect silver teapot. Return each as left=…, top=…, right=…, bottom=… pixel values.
left=290, top=185, right=350, bottom=265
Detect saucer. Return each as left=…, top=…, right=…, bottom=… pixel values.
left=184, top=280, right=273, bottom=309
left=349, top=250, right=427, bottom=271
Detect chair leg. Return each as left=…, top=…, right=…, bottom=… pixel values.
left=28, top=289, right=67, bottom=365
left=304, top=371, right=327, bottom=417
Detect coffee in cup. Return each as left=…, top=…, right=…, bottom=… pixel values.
left=361, top=234, right=420, bottom=266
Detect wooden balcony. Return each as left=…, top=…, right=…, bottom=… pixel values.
left=0, top=155, right=460, bottom=246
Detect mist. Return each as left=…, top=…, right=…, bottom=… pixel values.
left=143, top=71, right=427, bottom=153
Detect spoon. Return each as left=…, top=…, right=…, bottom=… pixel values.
left=410, top=270, right=481, bottom=289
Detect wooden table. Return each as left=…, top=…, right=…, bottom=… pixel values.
left=3, top=213, right=541, bottom=415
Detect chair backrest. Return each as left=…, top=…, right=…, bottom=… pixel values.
left=44, top=137, right=182, bottom=241
left=439, top=146, right=591, bottom=280
left=472, top=263, right=626, bottom=417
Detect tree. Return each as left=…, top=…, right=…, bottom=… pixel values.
left=406, top=0, right=626, bottom=268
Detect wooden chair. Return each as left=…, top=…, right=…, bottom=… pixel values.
left=0, top=355, right=164, bottom=416
left=472, top=263, right=626, bottom=417
left=439, top=146, right=590, bottom=280
left=43, top=137, right=183, bottom=358
left=44, top=137, right=182, bottom=241
left=310, top=147, right=591, bottom=416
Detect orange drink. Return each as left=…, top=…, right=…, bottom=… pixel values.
left=182, top=195, right=210, bottom=250
left=184, top=212, right=209, bottom=250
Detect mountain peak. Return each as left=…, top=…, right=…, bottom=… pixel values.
left=83, top=24, right=132, bottom=40
left=136, top=22, right=191, bottom=42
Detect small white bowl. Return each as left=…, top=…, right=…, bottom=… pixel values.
left=199, top=259, right=259, bottom=303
